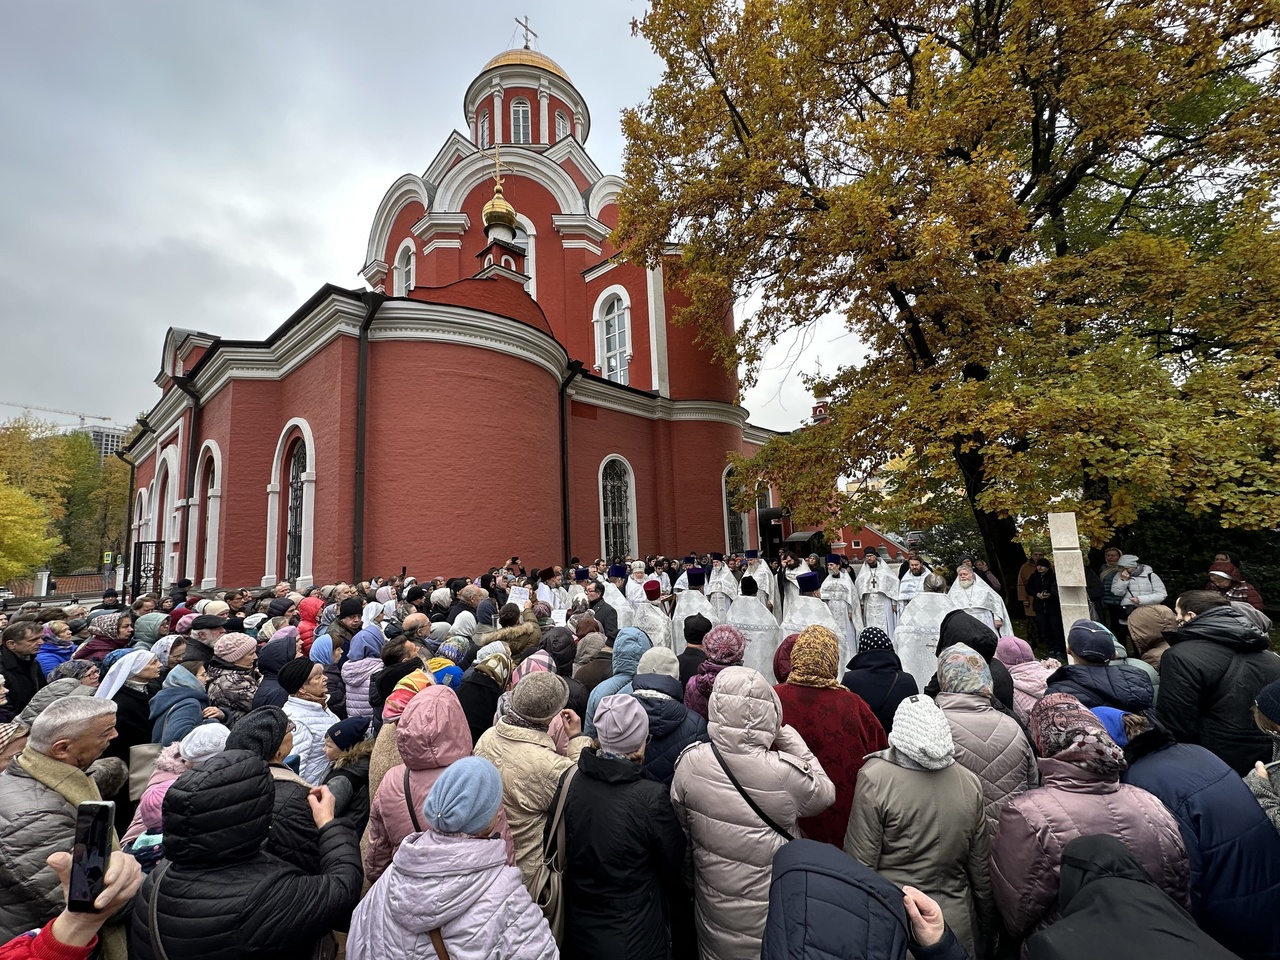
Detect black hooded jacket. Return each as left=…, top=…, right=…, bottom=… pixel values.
left=251, top=636, right=297, bottom=710
left=841, top=648, right=920, bottom=735
left=1046, top=663, right=1154, bottom=712
left=631, top=673, right=708, bottom=786
left=924, top=610, right=1016, bottom=711
left=129, top=750, right=363, bottom=960
left=1156, top=604, right=1280, bottom=774
left=542, top=627, right=589, bottom=717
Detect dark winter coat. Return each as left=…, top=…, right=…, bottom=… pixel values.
left=0, top=647, right=47, bottom=715
left=558, top=747, right=694, bottom=960
left=324, top=754, right=371, bottom=833
left=1122, top=729, right=1280, bottom=960
left=678, top=646, right=707, bottom=688
left=1025, top=835, right=1238, bottom=960
left=632, top=673, right=708, bottom=786
left=927, top=611, right=1015, bottom=713
left=106, top=685, right=154, bottom=763
left=574, top=652, right=614, bottom=693
left=456, top=667, right=504, bottom=746
left=129, top=750, right=363, bottom=960
left=262, top=764, right=322, bottom=874
left=1045, top=663, right=1154, bottom=712
left=1156, top=604, right=1280, bottom=774
left=1026, top=570, right=1060, bottom=615
left=251, top=636, right=297, bottom=710
left=841, top=648, right=919, bottom=735
left=322, top=660, right=347, bottom=720
left=762, top=838, right=970, bottom=960
left=368, top=658, right=423, bottom=721
left=588, top=597, right=619, bottom=641
left=543, top=627, right=589, bottom=717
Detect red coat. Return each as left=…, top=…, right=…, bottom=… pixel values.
left=773, top=683, right=887, bottom=847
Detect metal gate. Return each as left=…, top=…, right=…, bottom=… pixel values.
left=131, top=540, right=163, bottom=597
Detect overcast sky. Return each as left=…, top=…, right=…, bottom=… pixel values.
left=0, top=1, right=847, bottom=433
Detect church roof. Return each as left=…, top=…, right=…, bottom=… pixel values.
left=407, top=276, right=554, bottom=338
left=482, top=48, right=570, bottom=82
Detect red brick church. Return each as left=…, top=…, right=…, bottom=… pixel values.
left=124, top=45, right=779, bottom=591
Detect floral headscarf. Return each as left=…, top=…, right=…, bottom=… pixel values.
left=474, top=649, right=513, bottom=689
left=1030, top=693, right=1126, bottom=776
left=87, top=612, right=124, bottom=640
left=150, top=636, right=178, bottom=666
left=383, top=668, right=434, bottom=721
left=787, top=625, right=844, bottom=689
left=937, top=643, right=994, bottom=697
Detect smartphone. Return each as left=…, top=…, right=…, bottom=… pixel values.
left=68, top=800, right=114, bottom=912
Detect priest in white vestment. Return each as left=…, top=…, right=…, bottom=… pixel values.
left=948, top=565, right=1010, bottom=634
left=855, top=548, right=900, bottom=638
left=632, top=579, right=674, bottom=650
left=777, top=553, right=812, bottom=625
left=672, top=555, right=699, bottom=594
left=566, top=567, right=590, bottom=605
left=779, top=571, right=844, bottom=662
left=535, top=568, right=567, bottom=611
left=602, top=563, right=635, bottom=630
left=728, top=577, right=782, bottom=679
left=897, top=554, right=931, bottom=607
left=741, top=550, right=775, bottom=611
left=892, top=574, right=956, bottom=688
left=625, top=561, right=649, bottom=608
left=706, top=553, right=739, bottom=621
left=671, top=568, right=716, bottom=655
left=818, top=554, right=862, bottom=657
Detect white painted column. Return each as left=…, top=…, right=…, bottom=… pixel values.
left=574, top=114, right=584, bottom=142
left=297, top=471, right=316, bottom=591
left=183, top=496, right=200, bottom=583
left=492, top=85, right=504, bottom=143
left=262, top=483, right=279, bottom=587
left=1049, top=512, right=1092, bottom=629
left=538, top=88, right=549, bottom=144
left=646, top=264, right=671, bottom=397
left=201, top=488, right=221, bottom=589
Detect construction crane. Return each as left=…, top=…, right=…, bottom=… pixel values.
left=0, top=401, right=114, bottom=429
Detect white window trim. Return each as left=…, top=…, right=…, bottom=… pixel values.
left=394, top=238, right=415, bottom=295
left=190, top=440, right=223, bottom=589
left=555, top=110, right=570, bottom=142
left=152, top=445, right=181, bottom=588
left=264, top=418, right=316, bottom=590
left=133, top=487, right=150, bottom=543
left=478, top=110, right=490, bottom=149
left=511, top=98, right=531, bottom=144
left=592, top=284, right=632, bottom=384
left=598, top=454, right=639, bottom=560
left=514, top=213, right=537, bottom=300
left=722, top=465, right=749, bottom=555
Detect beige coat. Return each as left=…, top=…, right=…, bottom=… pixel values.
left=670, top=666, right=835, bottom=960
left=936, top=691, right=1038, bottom=832
left=844, top=750, right=995, bottom=958
left=472, top=719, right=587, bottom=890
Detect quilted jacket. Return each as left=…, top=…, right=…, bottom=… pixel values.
left=936, top=691, right=1038, bottom=832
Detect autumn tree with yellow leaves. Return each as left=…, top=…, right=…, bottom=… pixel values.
left=618, top=0, right=1280, bottom=586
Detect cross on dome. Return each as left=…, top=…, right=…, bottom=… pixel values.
left=514, top=15, right=538, bottom=49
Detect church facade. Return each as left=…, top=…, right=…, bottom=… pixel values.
left=124, top=46, right=779, bottom=590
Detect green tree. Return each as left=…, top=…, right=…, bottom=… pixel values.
left=52, top=431, right=104, bottom=574
left=619, top=0, right=1280, bottom=592
left=0, top=480, right=60, bottom=582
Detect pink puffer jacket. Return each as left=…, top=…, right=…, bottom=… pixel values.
left=1006, top=660, right=1056, bottom=725
left=989, top=757, right=1190, bottom=937
left=121, top=744, right=188, bottom=843
left=362, top=685, right=514, bottom=881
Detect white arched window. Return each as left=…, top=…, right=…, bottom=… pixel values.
left=264, top=418, right=316, bottom=590
left=511, top=99, right=531, bottom=144
left=555, top=110, right=570, bottom=142
left=594, top=290, right=631, bottom=385
left=394, top=241, right=414, bottom=295
left=478, top=110, right=491, bottom=149
left=599, top=456, right=638, bottom=560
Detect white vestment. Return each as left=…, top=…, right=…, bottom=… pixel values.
left=603, top=582, right=635, bottom=630
left=855, top=562, right=900, bottom=638
left=948, top=578, right=1010, bottom=634
left=729, top=595, right=783, bottom=681
left=632, top=601, right=673, bottom=650
left=779, top=596, right=844, bottom=662
left=898, top=569, right=929, bottom=606
left=819, top=570, right=862, bottom=660
left=553, top=586, right=569, bottom=611
left=673, top=570, right=690, bottom=594
left=658, top=571, right=671, bottom=594
left=892, top=592, right=956, bottom=689
left=672, top=588, right=715, bottom=656
left=625, top=577, right=647, bottom=608
left=566, top=583, right=587, bottom=605
left=535, top=583, right=555, bottom=608
left=778, top=561, right=812, bottom=624
left=706, top=564, right=739, bottom=622
left=744, top=562, right=775, bottom=610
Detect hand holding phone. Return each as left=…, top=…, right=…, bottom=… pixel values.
left=68, top=801, right=113, bottom=913
left=46, top=849, right=142, bottom=947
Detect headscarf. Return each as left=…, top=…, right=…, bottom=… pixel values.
left=87, top=612, right=124, bottom=640
left=773, top=633, right=800, bottom=683
left=704, top=625, right=747, bottom=666
left=319, top=604, right=339, bottom=628
left=361, top=602, right=384, bottom=628
left=994, top=636, right=1035, bottom=666
left=383, top=668, right=434, bottom=721
left=422, top=756, right=504, bottom=836
left=787, top=625, right=844, bottom=689
left=451, top=612, right=477, bottom=639
left=41, top=623, right=72, bottom=647
left=513, top=650, right=556, bottom=684
left=101, top=648, right=132, bottom=676
left=474, top=649, right=513, bottom=689
left=937, top=643, right=994, bottom=697
left=428, top=661, right=464, bottom=689
left=310, top=633, right=334, bottom=665
left=430, top=587, right=451, bottom=609
left=0, top=722, right=27, bottom=753
left=573, top=632, right=608, bottom=677
left=1030, top=693, right=1127, bottom=776
left=132, top=612, right=170, bottom=649
left=532, top=601, right=552, bottom=622
left=51, top=660, right=98, bottom=683
left=437, top=638, right=468, bottom=665
left=375, top=585, right=396, bottom=604
left=163, top=663, right=205, bottom=695
left=95, top=650, right=158, bottom=700
left=857, top=626, right=893, bottom=652
left=574, top=617, right=601, bottom=640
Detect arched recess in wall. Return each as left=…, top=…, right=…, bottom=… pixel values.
left=133, top=487, right=150, bottom=544
left=514, top=212, right=537, bottom=300
left=192, top=440, right=222, bottom=589
left=599, top=454, right=638, bottom=561
left=264, top=418, right=316, bottom=590
left=722, top=465, right=748, bottom=555
left=152, top=445, right=180, bottom=588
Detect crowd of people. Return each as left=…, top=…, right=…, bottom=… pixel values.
left=0, top=545, right=1276, bottom=960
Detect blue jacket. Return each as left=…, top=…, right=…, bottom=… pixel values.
left=1122, top=729, right=1280, bottom=960
left=631, top=673, right=707, bottom=786
left=149, top=665, right=213, bottom=745
left=763, top=838, right=971, bottom=960
left=34, top=639, right=74, bottom=678
left=1046, top=662, right=1153, bottom=712
left=584, top=628, right=651, bottom=736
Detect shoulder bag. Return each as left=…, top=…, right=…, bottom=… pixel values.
left=129, top=742, right=164, bottom=802
left=404, top=767, right=422, bottom=832
left=710, top=741, right=793, bottom=841
left=531, top=764, right=578, bottom=944
left=429, top=929, right=450, bottom=959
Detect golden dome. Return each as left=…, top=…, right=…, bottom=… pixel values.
left=482, top=182, right=518, bottom=230
left=482, top=48, right=570, bottom=83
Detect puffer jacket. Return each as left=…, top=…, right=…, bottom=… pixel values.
left=205, top=660, right=259, bottom=726
left=1122, top=728, right=1280, bottom=960
left=349, top=829, right=556, bottom=960
left=936, top=691, right=1037, bottom=832
left=670, top=666, right=835, bottom=960
left=297, top=597, right=324, bottom=654
left=363, top=685, right=475, bottom=881
left=1157, top=605, right=1280, bottom=774
left=483, top=621, right=543, bottom=662
left=559, top=747, right=693, bottom=960
left=283, top=695, right=341, bottom=786
left=340, top=656, right=382, bottom=719
left=1045, top=663, right=1153, bottom=712
left=1110, top=565, right=1167, bottom=614
left=844, top=749, right=994, bottom=958
left=129, top=750, right=363, bottom=960
left=989, top=756, right=1190, bottom=937
left=632, top=672, right=708, bottom=786
left=251, top=635, right=296, bottom=710
left=0, top=752, right=128, bottom=940
left=473, top=718, right=589, bottom=889
left=1007, top=660, right=1055, bottom=724
left=584, top=627, right=652, bottom=736
left=266, top=764, right=322, bottom=874
left=123, top=744, right=188, bottom=844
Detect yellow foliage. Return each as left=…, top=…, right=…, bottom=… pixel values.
left=0, top=480, right=60, bottom=582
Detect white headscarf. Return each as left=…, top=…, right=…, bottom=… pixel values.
left=178, top=723, right=230, bottom=763
left=95, top=650, right=158, bottom=701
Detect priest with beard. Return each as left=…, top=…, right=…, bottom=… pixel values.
left=854, top=547, right=900, bottom=639
left=632, top=579, right=674, bottom=650
left=777, top=550, right=812, bottom=626
left=819, top=554, right=861, bottom=658
left=897, top=552, right=932, bottom=606
left=741, top=550, right=775, bottom=612
left=706, top=553, right=739, bottom=621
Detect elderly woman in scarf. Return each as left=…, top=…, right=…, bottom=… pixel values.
left=18, top=659, right=100, bottom=723
left=73, top=611, right=134, bottom=662
left=772, top=625, right=887, bottom=847
left=131, top=611, right=171, bottom=652
left=96, top=650, right=161, bottom=762
left=989, top=693, right=1190, bottom=938
left=685, top=625, right=747, bottom=720
left=457, top=643, right=513, bottom=746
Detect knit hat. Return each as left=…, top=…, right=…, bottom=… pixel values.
left=338, top=597, right=363, bottom=619
left=888, top=696, right=955, bottom=770
left=704, top=624, right=746, bottom=665
left=326, top=716, right=370, bottom=752
left=995, top=636, right=1035, bottom=666
left=937, top=643, right=993, bottom=697
left=213, top=633, right=257, bottom=664
left=594, top=694, right=649, bottom=755
left=225, top=707, right=289, bottom=761
left=1030, top=693, right=1126, bottom=776
left=774, top=634, right=799, bottom=683
left=533, top=601, right=553, bottom=620
left=1256, top=679, right=1280, bottom=726
left=1067, top=620, right=1115, bottom=663
left=277, top=658, right=316, bottom=695
left=1089, top=707, right=1130, bottom=748
left=511, top=671, right=569, bottom=724
left=175, top=613, right=198, bottom=635
left=684, top=613, right=713, bottom=646
left=857, top=627, right=893, bottom=652
left=178, top=723, right=230, bottom=763
left=643, top=580, right=661, bottom=600
left=636, top=646, right=680, bottom=680
left=422, top=756, right=504, bottom=836
left=1117, top=554, right=1139, bottom=568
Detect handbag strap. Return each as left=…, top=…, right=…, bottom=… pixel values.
left=428, top=928, right=450, bottom=960
left=404, top=767, right=421, bottom=833
left=149, top=861, right=171, bottom=960
left=542, top=764, right=578, bottom=864
left=709, top=741, right=793, bottom=841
